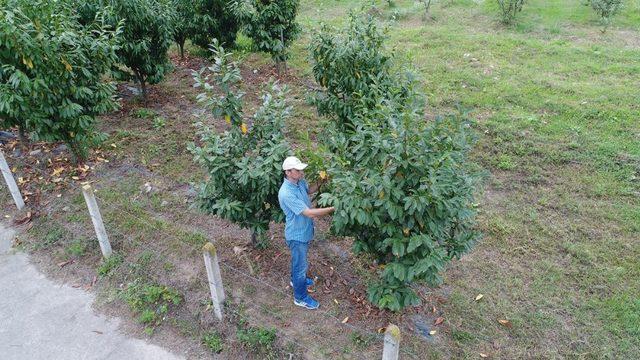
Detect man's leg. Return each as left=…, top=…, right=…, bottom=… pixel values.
left=287, top=240, right=309, bottom=301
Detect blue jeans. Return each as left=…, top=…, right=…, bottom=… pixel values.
left=287, top=240, right=309, bottom=301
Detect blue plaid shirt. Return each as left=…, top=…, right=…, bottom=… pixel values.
left=278, top=178, right=314, bottom=243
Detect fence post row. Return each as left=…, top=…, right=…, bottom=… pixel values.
left=81, top=184, right=112, bottom=258
left=0, top=150, right=25, bottom=211
left=382, top=324, right=401, bottom=360
left=203, top=242, right=225, bottom=320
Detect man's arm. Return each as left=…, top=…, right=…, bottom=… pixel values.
left=302, top=206, right=335, bottom=219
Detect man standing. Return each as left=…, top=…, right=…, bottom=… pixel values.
left=278, top=156, right=335, bottom=310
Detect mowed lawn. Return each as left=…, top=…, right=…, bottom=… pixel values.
left=282, top=0, right=638, bottom=358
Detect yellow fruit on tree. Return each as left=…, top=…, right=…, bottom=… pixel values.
left=224, top=115, right=231, bottom=124
left=240, top=123, right=248, bottom=134
left=319, top=170, right=327, bottom=180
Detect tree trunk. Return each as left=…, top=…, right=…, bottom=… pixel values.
left=68, top=140, right=85, bottom=165
left=140, top=80, right=147, bottom=103
left=17, top=125, right=29, bottom=150
left=251, top=231, right=257, bottom=246
left=178, top=41, right=185, bottom=60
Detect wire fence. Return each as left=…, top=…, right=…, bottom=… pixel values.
left=1, top=169, right=420, bottom=359
left=0, top=142, right=418, bottom=359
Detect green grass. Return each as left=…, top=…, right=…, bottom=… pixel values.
left=202, top=331, right=224, bottom=353
left=97, top=253, right=124, bottom=277
left=236, top=325, right=277, bottom=355
left=120, top=280, right=182, bottom=329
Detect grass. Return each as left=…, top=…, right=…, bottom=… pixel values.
left=120, top=279, right=182, bottom=331
left=202, top=330, right=224, bottom=353
left=97, top=253, right=123, bottom=277
left=236, top=325, right=277, bottom=355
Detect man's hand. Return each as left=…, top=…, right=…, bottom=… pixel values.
left=302, top=206, right=335, bottom=219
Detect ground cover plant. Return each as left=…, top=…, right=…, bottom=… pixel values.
left=2, top=0, right=639, bottom=358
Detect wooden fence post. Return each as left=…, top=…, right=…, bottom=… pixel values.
left=81, top=184, right=112, bottom=258
left=203, top=242, right=225, bottom=320
left=382, top=324, right=401, bottom=360
left=0, top=150, right=25, bottom=210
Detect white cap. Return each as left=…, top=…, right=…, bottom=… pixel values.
left=282, top=156, right=308, bottom=171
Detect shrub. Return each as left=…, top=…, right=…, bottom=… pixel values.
left=109, top=0, right=174, bottom=99
left=191, top=0, right=240, bottom=49
left=0, top=0, right=121, bottom=160
left=309, top=11, right=418, bottom=133
left=319, top=110, right=482, bottom=311
left=233, top=0, right=301, bottom=74
left=588, top=0, right=623, bottom=30
left=496, top=0, right=526, bottom=24
left=170, top=0, right=197, bottom=59
left=312, top=14, right=481, bottom=311
left=190, top=42, right=292, bottom=247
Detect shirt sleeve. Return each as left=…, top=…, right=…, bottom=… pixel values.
left=281, top=192, right=309, bottom=216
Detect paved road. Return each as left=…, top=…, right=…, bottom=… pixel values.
left=0, top=222, right=183, bottom=360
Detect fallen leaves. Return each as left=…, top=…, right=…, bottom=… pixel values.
left=341, top=316, right=349, bottom=324
left=434, top=317, right=445, bottom=325
left=474, top=294, right=484, bottom=301
left=57, top=260, right=74, bottom=268
left=480, top=353, right=488, bottom=358
left=429, top=330, right=437, bottom=335
left=497, top=319, right=512, bottom=328
left=13, top=211, right=32, bottom=225
left=51, top=167, right=65, bottom=176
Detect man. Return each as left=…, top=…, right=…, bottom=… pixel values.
left=278, top=156, right=335, bottom=310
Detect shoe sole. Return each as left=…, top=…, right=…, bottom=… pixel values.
left=293, top=300, right=319, bottom=310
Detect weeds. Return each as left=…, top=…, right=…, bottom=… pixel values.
left=121, top=280, right=182, bottom=332
left=236, top=325, right=277, bottom=354
left=97, top=253, right=123, bottom=276
left=202, top=331, right=224, bottom=353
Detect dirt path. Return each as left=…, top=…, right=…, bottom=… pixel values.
left=0, top=222, right=184, bottom=360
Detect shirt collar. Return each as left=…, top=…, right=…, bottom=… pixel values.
left=284, top=177, right=302, bottom=188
